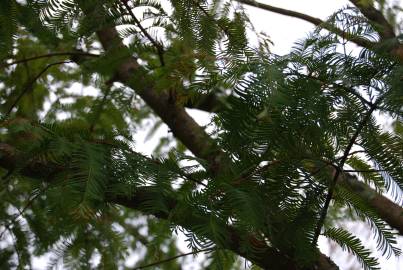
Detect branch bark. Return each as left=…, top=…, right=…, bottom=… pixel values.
left=0, top=142, right=338, bottom=270
left=237, top=0, right=403, bottom=62
left=94, top=25, right=228, bottom=174
left=349, top=0, right=396, bottom=39
left=340, top=175, right=403, bottom=235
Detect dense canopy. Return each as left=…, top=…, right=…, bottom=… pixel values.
left=0, top=0, right=402, bottom=269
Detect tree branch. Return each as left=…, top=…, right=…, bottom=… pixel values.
left=238, top=0, right=323, bottom=25
left=349, top=0, right=396, bottom=39
left=237, top=0, right=403, bottom=62
left=237, top=0, right=374, bottom=47
left=0, top=142, right=338, bottom=270
left=312, top=103, right=379, bottom=245
left=133, top=247, right=215, bottom=269
left=340, top=175, right=403, bottom=235
left=119, top=0, right=165, bottom=66
left=91, top=23, right=230, bottom=175
left=0, top=51, right=98, bottom=68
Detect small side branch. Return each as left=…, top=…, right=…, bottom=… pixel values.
left=133, top=247, right=215, bottom=269
left=1, top=51, right=98, bottom=68
left=120, top=0, right=165, bottom=66
left=312, top=101, right=379, bottom=246
left=6, top=60, right=72, bottom=116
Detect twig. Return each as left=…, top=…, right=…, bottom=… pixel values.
left=133, top=247, right=215, bottom=269
left=312, top=100, right=380, bottom=246
left=237, top=0, right=377, bottom=50
left=1, top=51, right=98, bottom=68
left=6, top=60, right=72, bottom=116
left=345, top=150, right=367, bottom=157
left=343, top=169, right=387, bottom=173
left=291, top=72, right=374, bottom=108
left=1, top=186, right=49, bottom=234
left=120, top=0, right=165, bottom=66
left=192, top=0, right=229, bottom=35
left=89, top=86, right=113, bottom=132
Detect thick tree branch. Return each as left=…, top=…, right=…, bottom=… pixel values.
left=237, top=0, right=403, bottom=62
left=93, top=26, right=228, bottom=174
left=0, top=142, right=338, bottom=270
left=349, top=0, right=396, bottom=39
left=340, top=176, right=403, bottom=235
left=237, top=0, right=374, bottom=48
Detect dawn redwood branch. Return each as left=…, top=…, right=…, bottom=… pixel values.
left=0, top=142, right=338, bottom=270
left=119, top=0, right=165, bottom=66
left=340, top=176, right=403, bottom=235
left=348, top=0, right=396, bottom=39
left=237, top=0, right=374, bottom=48
left=93, top=25, right=228, bottom=174
left=115, top=190, right=338, bottom=270
left=347, top=0, right=403, bottom=62
left=75, top=0, right=228, bottom=173
left=237, top=0, right=403, bottom=62
left=238, top=0, right=323, bottom=25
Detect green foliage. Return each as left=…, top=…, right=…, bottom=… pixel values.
left=0, top=0, right=402, bottom=269
left=324, top=227, right=380, bottom=270
left=0, top=0, right=18, bottom=59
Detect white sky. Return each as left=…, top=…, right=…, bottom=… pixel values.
left=26, top=0, right=403, bottom=269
